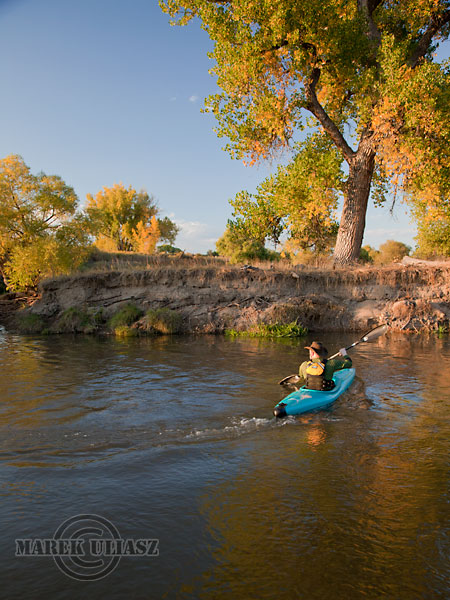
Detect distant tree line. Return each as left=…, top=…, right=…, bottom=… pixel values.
left=360, top=240, right=411, bottom=265
left=0, top=155, right=179, bottom=291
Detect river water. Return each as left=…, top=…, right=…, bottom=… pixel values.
left=0, top=328, right=448, bottom=599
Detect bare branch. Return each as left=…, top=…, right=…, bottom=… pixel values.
left=42, top=209, right=56, bottom=222
left=408, top=9, right=450, bottom=68
left=305, top=68, right=355, bottom=162
left=5, top=224, right=24, bottom=237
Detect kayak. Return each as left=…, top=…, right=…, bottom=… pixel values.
left=273, top=368, right=356, bottom=418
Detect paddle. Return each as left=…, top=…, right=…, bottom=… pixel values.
left=278, top=323, right=389, bottom=385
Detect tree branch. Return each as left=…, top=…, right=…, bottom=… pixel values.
left=304, top=68, right=355, bottom=162
left=261, top=39, right=289, bottom=54
left=357, top=0, right=382, bottom=44
left=6, top=224, right=24, bottom=238
left=368, top=0, right=384, bottom=13
left=408, top=9, right=450, bottom=68
left=43, top=210, right=56, bottom=224
left=261, top=39, right=319, bottom=57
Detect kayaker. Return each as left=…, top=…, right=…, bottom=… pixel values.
left=299, top=341, right=352, bottom=391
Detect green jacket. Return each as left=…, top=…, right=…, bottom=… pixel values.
left=299, top=356, right=352, bottom=381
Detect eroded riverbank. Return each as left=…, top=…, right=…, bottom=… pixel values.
left=2, top=259, right=450, bottom=334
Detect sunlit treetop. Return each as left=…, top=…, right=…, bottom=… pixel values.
left=85, top=183, right=179, bottom=252
left=0, top=155, right=88, bottom=290
left=161, top=0, right=450, bottom=182
left=0, top=154, right=78, bottom=245
left=161, top=0, right=450, bottom=262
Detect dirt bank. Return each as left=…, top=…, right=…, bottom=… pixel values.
left=0, top=292, right=37, bottom=330
left=4, top=260, right=450, bottom=334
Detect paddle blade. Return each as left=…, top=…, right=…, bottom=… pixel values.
left=328, top=322, right=389, bottom=359
left=278, top=374, right=301, bottom=386
left=361, top=323, right=388, bottom=343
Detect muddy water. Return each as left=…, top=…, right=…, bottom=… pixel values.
left=0, top=329, right=448, bottom=599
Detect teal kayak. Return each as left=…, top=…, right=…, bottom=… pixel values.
left=273, top=368, right=356, bottom=418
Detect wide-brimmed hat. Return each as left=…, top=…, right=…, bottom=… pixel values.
left=304, top=341, right=328, bottom=358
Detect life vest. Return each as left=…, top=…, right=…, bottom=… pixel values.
left=305, top=360, right=335, bottom=391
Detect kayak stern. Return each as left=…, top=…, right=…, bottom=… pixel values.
left=273, top=403, right=287, bottom=418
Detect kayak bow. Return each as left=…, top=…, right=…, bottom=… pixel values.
left=273, top=368, right=356, bottom=418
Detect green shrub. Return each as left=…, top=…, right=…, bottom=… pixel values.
left=216, top=228, right=281, bottom=264
left=144, top=308, right=183, bottom=334
left=226, top=321, right=308, bottom=338
left=53, top=307, right=104, bottom=333
left=359, top=245, right=376, bottom=263
left=157, top=244, right=183, bottom=254
left=108, top=303, right=143, bottom=330
left=113, top=325, right=138, bottom=337
left=16, top=313, right=45, bottom=334
left=374, top=240, right=410, bottom=265
left=258, top=322, right=308, bottom=337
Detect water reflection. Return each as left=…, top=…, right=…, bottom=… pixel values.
left=195, top=407, right=448, bottom=599
left=0, top=331, right=448, bottom=599
left=306, top=423, right=327, bottom=448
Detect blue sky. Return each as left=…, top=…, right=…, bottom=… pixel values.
left=0, top=0, right=444, bottom=252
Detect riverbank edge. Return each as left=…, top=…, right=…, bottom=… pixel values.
left=2, top=262, right=450, bottom=335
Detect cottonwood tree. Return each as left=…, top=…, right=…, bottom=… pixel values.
left=85, top=184, right=179, bottom=252
left=413, top=197, right=450, bottom=256
left=230, top=133, right=341, bottom=254
left=161, top=0, right=450, bottom=263
left=230, top=182, right=285, bottom=248
left=216, top=224, right=280, bottom=262
left=0, top=155, right=89, bottom=290
left=376, top=239, right=411, bottom=263
left=157, top=216, right=180, bottom=246
left=132, top=216, right=160, bottom=254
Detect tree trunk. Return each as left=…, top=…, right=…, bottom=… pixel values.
left=333, top=139, right=375, bottom=264
left=0, top=261, right=10, bottom=292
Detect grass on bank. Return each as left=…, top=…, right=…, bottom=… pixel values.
left=226, top=321, right=308, bottom=338
left=17, top=307, right=106, bottom=334
left=435, top=324, right=449, bottom=336
left=113, top=324, right=139, bottom=337
left=143, top=308, right=183, bottom=334
left=16, top=313, right=46, bottom=334
left=54, top=307, right=105, bottom=333
left=80, top=249, right=227, bottom=275
left=16, top=302, right=185, bottom=337
left=108, top=303, right=143, bottom=331
left=108, top=304, right=183, bottom=336
left=38, top=246, right=450, bottom=299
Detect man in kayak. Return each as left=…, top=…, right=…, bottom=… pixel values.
left=299, top=341, right=352, bottom=391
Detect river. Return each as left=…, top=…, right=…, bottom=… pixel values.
left=0, top=328, right=448, bottom=599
